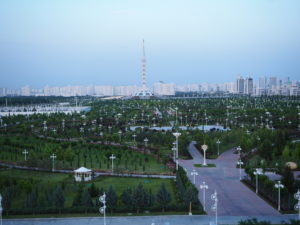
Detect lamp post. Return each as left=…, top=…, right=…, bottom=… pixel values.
left=50, top=153, right=56, bottom=172
left=216, top=139, right=221, bottom=156
left=173, top=132, right=181, bottom=170
left=274, top=181, right=284, bottom=211
left=109, top=154, right=116, bottom=174
left=236, top=146, right=242, bottom=158
left=202, top=144, right=208, bottom=166
left=175, top=107, right=178, bottom=126
left=22, top=149, right=28, bottom=161
left=172, top=147, right=177, bottom=162
left=132, top=134, right=137, bottom=147
left=144, top=137, right=148, bottom=147
left=118, top=130, right=122, bottom=142
left=173, top=132, right=181, bottom=159
left=99, top=192, right=107, bottom=225
left=253, top=169, right=262, bottom=194
left=191, top=169, right=198, bottom=184
left=237, top=159, right=244, bottom=180
left=294, top=189, right=300, bottom=220
left=200, top=181, right=208, bottom=211
left=62, top=119, right=65, bottom=132
left=211, top=190, right=218, bottom=225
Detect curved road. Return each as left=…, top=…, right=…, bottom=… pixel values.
left=179, top=142, right=281, bottom=216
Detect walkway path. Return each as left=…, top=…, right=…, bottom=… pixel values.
left=0, top=162, right=175, bottom=179
left=3, top=215, right=299, bottom=225
left=179, top=142, right=281, bottom=216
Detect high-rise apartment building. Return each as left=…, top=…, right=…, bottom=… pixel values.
left=259, top=76, right=267, bottom=95
left=236, top=76, right=244, bottom=94
left=245, top=77, right=253, bottom=95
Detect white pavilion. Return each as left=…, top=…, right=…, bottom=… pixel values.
left=74, top=167, right=92, bottom=182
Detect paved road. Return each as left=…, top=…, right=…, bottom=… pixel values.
left=3, top=215, right=299, bottom=225
left=179, top=142, right=281, bottom=216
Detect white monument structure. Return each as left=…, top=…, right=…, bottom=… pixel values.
left=134, top=40, right=154, bottom=98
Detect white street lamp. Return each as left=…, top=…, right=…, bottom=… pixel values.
left=253, top=169, right=262, bottom=194
left=236, top=146, right=242, bottom=158
left=202, top=144, right=208, bottom=166
left=132, top=134, right=137, bottom=146
left=22, top=149, right=28, bottom=161
left=50, top=153, right=56, bottom=172
left=274, top=181, right=284, bottom=211
left=109, top=154, right=116, bottom=174
left=175, top=107, right=178, bottom=126
left=216, top=139, right=221, bottom=156
left=172, top=147, right=176, bottom=162
left=144, top=137, right=149, bottom=147
left=191, top=169, right=198, bottom=184
left=237, top=159, right=244, bottom=180
left=200, top=181, right=208, bottom=211
left=294, top=189, right=300, bottom=220
left=173, top=132, right=181, bottom=158
left=99, top=192, right=107, bottom=225
left=118, top=130, right=122, bottom=142
left=62, top=119, right=65, bottom=132
left=173, top=132, right=181, bottom=170
left=211, top=190, right=218, bottom=225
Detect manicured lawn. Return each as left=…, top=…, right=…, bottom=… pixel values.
left=0, top=136, right=171, bottom=174
left=193, top=164, right=216, bottom=168
left=0, top=169, right=70, bottom=183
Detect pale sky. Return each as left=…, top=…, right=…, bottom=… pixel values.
left=0, top=0, right=299, bottom=88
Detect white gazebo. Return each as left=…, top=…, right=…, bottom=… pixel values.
left=74, top=167, right=92, bottom=182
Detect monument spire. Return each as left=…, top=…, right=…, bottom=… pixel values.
left=134, top=39, right=153, bottom=98
left=141, top=39, right=147, bottom=88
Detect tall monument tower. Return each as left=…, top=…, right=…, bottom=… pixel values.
left=134, top=40, right=153, bottom=98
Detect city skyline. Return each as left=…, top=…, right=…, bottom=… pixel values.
left=1, top=0, right=300, bottom=89
left=1, top=75, right=299, bottom=97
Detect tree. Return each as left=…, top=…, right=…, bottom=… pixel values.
left=72, top=184, right=84, bottom=207
left=156, top=183, right=171, bottom=212
left=132, top=184, right=148, bottom=213
left=26, top=189, right=38, bottom=213
left=81, top=189, right=93, bottom=213
left=53, top=187, right=65, bottom=214
left=88, top=183, right=99, bottom=198
left=106, top=185, right=118, bottom=213
left=183, top=186, right=198, bottom=208
left=281, top=166, right=295, bottom=193
left=122, top=187, right=133, bottom=210
left=282, top=145, right=290, bottom=161
left=2, top=187, right=14, bottom=214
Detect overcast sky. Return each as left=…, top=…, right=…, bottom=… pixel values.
left=0, top=0, right=299, bottom=89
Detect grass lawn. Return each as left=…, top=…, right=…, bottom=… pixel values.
left=0, top=169, right=70, bottom=183
left=0, top=136, right=170, bottom=174
left=193, top=164, right=216, bottom=168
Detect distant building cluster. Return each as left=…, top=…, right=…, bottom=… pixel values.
left=0, top=76, right=299, bottom=97
left=234, top=76, right=300, bottom=96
